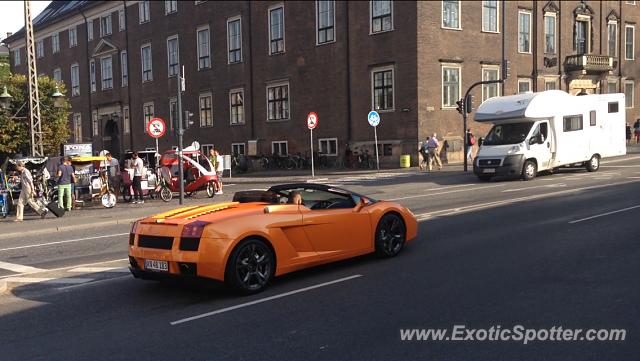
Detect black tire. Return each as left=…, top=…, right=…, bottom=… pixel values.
left=206, top=181, right=216, bottom=198
left=225, top=238, right=275, bottom=294
left=586, top=155, right=600, bottom=172
left=374, top=213, right=406, bottom=257
left=160, top=186, right=172, bottom=202
left=477, top=175, right=492, bottom=181
left=522, top=160, right=537, bottom=181
left=285, top=158, right=296, bottom=170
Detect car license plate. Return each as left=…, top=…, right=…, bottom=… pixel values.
left=144, top=259, right=169, bottom=272
left=482, top=168, right=496, bottom=174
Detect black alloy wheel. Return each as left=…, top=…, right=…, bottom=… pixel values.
left=226, top=239, right=275, bottom=294
left=375, top=213, right=406, bottom=257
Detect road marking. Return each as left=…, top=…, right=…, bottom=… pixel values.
left=0, top=261, right=44, bottom=274
left=68, top=267, right=129, bottom=273
left=502, top=183, right=566, bottom=193
left=389, top=184, right=503, bottom=201
left=627, top=177, right=640, bottom=179
left=57, top=274, right=130, bottom=291
left=568, top=205, right=640, bottom=224
left=0, top=277, right=95, bottom=293
left=601, top=165, right=640, bottom=168
left=0, top=233, right=129, bottom=253
left=170, top=274, right=363, bottom=326
left=0, top=258, right=128, bottom=281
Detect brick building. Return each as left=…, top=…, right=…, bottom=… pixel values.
left=4, top=1, right=639, bottom=164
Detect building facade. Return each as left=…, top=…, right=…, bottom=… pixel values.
left=5, top=0, right=639, bottom=164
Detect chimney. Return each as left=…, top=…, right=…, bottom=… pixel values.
left=6, top=32, right=12, bottom=39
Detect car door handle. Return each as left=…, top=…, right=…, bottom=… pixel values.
left=547, top=143, right=550, bottom=148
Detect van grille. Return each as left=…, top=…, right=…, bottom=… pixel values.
left=478, top=159, right=502, bottom=166
left=138, top=235, right=174, bottom=250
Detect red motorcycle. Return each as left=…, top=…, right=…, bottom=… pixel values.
left=158, top=150, right=219, bottom=202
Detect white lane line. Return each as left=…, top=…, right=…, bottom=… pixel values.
left=0, top=233, right=129, bottom=253
left=569, top=205, right=640, bottom=224
left=56, top=274, right=131, bottom=291
left=502, top=183, right=566, bottom=193
left=2, top=277, right=94, bottom=286
left=389, top=184, right=503, bottom=201
left=170, top=274, right=363, bottom=326
left=601, top=165, right=640, bottom=168
left=627, top=177, right=640, bottom=179
left=603, top=155, right=640, bottom=163
left=68, top=267, right=129, bottom=273
left=0, top=258, right=128, bottom=281
left=0, top=261, right=45, bottom=274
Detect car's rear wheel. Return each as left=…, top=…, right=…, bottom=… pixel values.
left=375, top=213, right=406, bottom=257
left=225, top=238, right=275, bottom=294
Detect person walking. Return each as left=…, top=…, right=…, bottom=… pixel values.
left=131, top=152, right=144, bottom=204
left=14, top=161, right=48, bottom=221
left=634, top=119, right=640, bottom=144
left=419, top=137, right=430, bottom=171
left=56, top=157, right=76, bottom=211
left=105, top=153, right=121, bottom=197
left=465, top=128, right=476, bottom=162
left=626, top=123, right=633, bottom=144
left=427, top=133, right=442, bottom=171
left=214, top=149, right=224, bottom=194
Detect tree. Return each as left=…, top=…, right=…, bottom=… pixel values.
left=0, top=74, right=71, bottom=156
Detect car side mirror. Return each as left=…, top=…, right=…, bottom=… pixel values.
left=529, top=136, right=538, bottom=145
left=354, top=198, right=366, bottom=212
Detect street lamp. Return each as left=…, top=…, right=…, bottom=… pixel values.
left=0, top=85, right=12, bottom=109
left=51, top=85, right=64, bottom=107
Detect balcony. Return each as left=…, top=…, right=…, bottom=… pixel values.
left=564, top=54, right=614, bottom=73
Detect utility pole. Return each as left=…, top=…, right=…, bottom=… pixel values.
left=177, top=66, right=185, bottom=205
left=24, top=0, right=43, bottom=157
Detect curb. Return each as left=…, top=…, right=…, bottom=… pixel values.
left=0, top=217, right=139, bottom=240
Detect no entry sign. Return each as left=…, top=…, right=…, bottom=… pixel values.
left=147, top=117, right=166, bottom=138
left=307, top=112, right=318, bottom=130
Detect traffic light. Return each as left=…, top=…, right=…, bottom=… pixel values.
left=456, top=99, right=465, bottom=115
left=465, top=94, right=474, bottom=114
left=502, top=59, right=511, bottom=80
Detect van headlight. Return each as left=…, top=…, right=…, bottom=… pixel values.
left=507, top=145, right=522, bottom=154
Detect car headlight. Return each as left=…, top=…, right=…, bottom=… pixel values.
left=507, top=145, right=522, bottom=154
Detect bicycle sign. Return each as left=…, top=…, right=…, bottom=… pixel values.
left=307, top=112, right=318, bottom=130
left=146, top=117, right=166, bottom=138
left=367, top=111, right=381, bottom=127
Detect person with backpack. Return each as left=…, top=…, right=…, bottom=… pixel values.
left=466, top=128, right=476, bottom=162
left=419, top=137, right=430, bottom=171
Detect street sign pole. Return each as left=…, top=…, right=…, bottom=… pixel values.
left=373, top=125, right=379, bottom=172
left=307, top=112, right=318, bottom=179
left=310, top=129, right=314, bottom=179
left=177, top=66, right=185, bottom=205
left=367, top=110, right=381, bottom=172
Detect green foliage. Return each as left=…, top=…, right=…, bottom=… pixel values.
left=0, top=74, right=71, bottom=156
left=0, top=55, right=9, bottom=79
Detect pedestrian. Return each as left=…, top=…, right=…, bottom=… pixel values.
left=634, top=119, right=640, bottom=144
left=105, top=153, right=121, bottom=198
left=209, top=148, right=217, bottom=170
left=56, top=157, right=76, bottom=212
left=419, top=137, right=430, bottom=171
left=214, top=149, right=224, bottom=194
left=344, top=144, right=353, bottom=168
left=465, top=128, right=476, bottom=162
left=427, top=133, right=442, bottom=171
left=626, top=123, right=632, bottom=144
left=131, top=152, right=144, bottom=204
left=14, top=161, right=48, bottom=221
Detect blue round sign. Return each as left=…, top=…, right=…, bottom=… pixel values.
left=367, top=111, right=381, bottom=127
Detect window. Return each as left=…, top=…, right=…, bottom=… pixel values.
left=442, top=0, right=460, bottom=29
left=563, top=115, right=583, bottom=132
left=143, top=102, right=154, bottom=126
left=544, top=14, right=556, bottom=54
left=518, top=79, right=532, bottom=93
left=372, top=67, right=394, bottom=111
left=589, top=110, right=596, bottom=126
left=607, top=81, right=617, bottom=94
left=165, top=0, right=177, bottom=14
left=73, top=114, right=82, bottom=142
left=87, top=19, right=94, bottom=41
left=371, top=0, right=392, bottom=33
left=608, top=101, right=619, bottom=113
left=377, top=143, right=393, bottom=156
left=199, top=93, right=213, bottom=127
left=319, top=138, right=338, bottom=156
left=608, top=22, right=618, bottom=57
left=518, top=10, right=531, bottom=53
left=139, top=1, right=150, bottom=24
left=230, top=89, right=245, bottom=124
left=267, top=83, right=290, bottom=121
left=232, top=143, right=245, bottom=156
left=119, top=8, right=126, bottom=31
left=71, top=64, right=80, bottom=96
left=89, top=59, right=96, bottom=92
left=36, top=40, right=44, bottom=58
left=123, top=106, right=130, bottom=134
left=100, top=14, right=112, bottom=37
left=201, top=144, right=214, bottom=157
left=100, top=56, right=113, bottom=90
left=53, top=68, right=62, bottom=83
left=92, top=111, right=99, bottom=137
left=626, top=24, right=635, bottom=60
left=575, top=19, right=589, bottom=54
left=69, top=26, right=77, bottom=47
left=269, top=5, right=285, bottom=54
left=13, top=48, right=20, bottom=66
left=51, top=33, right=60, bottom=53
left=197, top=26, right=210, bottom=70
left=272, top=141, right=288, bottom=156
left=141, top=44, right=153, bottom=82
left=442, top=66, right=460, bottom=107
left=544, top=79, right=557, bottom=90
left=169, top=98, right=177, bottom=130
left=120, top=51, right=128, bottom=87
left=624, top=81, right=634, bottom=108
left=227, top=17, right=242, bottom=63
left=167, top=35, right=179, bottom=77
left=482, top=1, right=498, bottom=32
left=317, top=0, right=335, bottom=44
left=481, top=67, right=500, bottom=101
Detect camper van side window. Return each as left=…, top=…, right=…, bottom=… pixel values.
left=608, top=102, right=619, bottom=113
left=589, top=111, right=596, bottom=126
left=563, top=115, right=583, bottom=132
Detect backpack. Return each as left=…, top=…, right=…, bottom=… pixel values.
left=469, top=134, right=476, bottom=146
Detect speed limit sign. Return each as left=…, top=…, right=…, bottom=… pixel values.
left=146, top=117, right=166, bottom=138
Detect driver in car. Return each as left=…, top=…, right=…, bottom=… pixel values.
left=288, top=191, right=302, bottom=205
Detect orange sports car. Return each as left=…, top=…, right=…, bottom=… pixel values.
left=128, top=183, right=418, bottom=293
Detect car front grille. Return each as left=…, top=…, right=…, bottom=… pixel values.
left=138, top=235, right=174, bottom=250
left=478, top=159, right=502, bottom=167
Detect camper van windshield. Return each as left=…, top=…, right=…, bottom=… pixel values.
left=483, top=122, right=534, bottom=146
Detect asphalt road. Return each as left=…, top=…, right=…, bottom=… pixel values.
left=1, top=155, right=639, bottom=361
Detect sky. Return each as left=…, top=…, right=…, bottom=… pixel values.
left=0, top=1, right=51, bottom=43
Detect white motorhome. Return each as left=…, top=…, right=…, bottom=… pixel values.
left=473, top=90, right=626, bottom=181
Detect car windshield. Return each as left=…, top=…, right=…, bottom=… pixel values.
left=483, top=122, right=534, bottom=146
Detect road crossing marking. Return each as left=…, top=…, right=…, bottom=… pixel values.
left=569, top=205, right=640, bottom=224
left=0, top=233, right=129, bottom=253
left=0, top=261, right=44, bottom=274
left=68, top=267, right=129, bottom=273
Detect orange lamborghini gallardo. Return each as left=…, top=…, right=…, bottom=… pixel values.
left=128, top=183, right=418, bottom=293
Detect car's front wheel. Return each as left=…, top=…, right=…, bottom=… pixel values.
left=375, top=213, right=406, bottom=257
left=225, top=238, right=275, bottom=294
